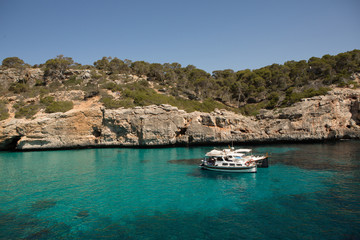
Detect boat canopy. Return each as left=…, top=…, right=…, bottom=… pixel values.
left=205, top=149, right=247, bottom=157
left=228, top=153, right=245, bottom=157
left=234, top=149, right=252, bottom=153
left=205, top=150, right=225, bottom=157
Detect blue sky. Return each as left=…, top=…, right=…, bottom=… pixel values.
left=0, top=0, right=359, bottom=73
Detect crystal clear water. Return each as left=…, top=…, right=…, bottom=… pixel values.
left=0, top=141, right=359, bottom=239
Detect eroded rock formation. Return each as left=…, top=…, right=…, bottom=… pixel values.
left=0, top=88, right=359, bottom=150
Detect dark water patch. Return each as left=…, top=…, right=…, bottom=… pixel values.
left=140, top=159, right=151, bottom=163
left=124, top=210, right=219, bottom=239
left=254, top=146, right=299, bottom=154
left=0, top=210, right=71, bottom=240
left=120, top=203, right=359, bottom=240
left=25, top=222, right=71, bottom=240
left=76, top=210, right=89, bottom=218
left=168, top=158, right=202, bottom=165
left=24, top=228, right=51, bottom=240
left=1, top=196, right=360, bottom=240
left=242, top=193, right=360, bottom=240
left=319, top=176, right=360, bottom=218
left=188, top=168, right=243, bottom=180
left=271, top=177, right=280, bottom=183
left=289, top=193, right=308, bottom=201
left=31, top=199, right=57, bottom=211
left=270, top=141, right=360, bottom=171
left=77, top=215, right=132, bottom=240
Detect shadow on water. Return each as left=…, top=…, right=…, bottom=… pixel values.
left=76, top=210, right=90, bottom=218
left=0, top=210, right=71, bottom=240
left=140, top=159, right=151, bottom=163
left=2, top=195, right=359, bottom=240
left=188, top=167, right=252, bottom=180
left=269, top=141, right=360, bottom=171
left=167, top=158, right=202, bottom=165
left=31, top=199, right=57, bottom=211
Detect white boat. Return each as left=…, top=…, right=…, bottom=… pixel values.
left=232, top=148, right=269, bottom=168
left=200, top=148, right=268, bottom=173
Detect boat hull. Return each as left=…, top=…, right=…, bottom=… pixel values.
left=201, top=164, right=257, bottom=173
left=255, top=157, right=269, bottom=168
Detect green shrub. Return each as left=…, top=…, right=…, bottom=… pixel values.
left=198, top=99, right=231, bottom=113
left=90, top=70, right=103, bottom=80
left=44, top=55, right=74, bottom=78
left=101, top=96, right=122, bottom=109
left=2, top=57, right=26, bottom=68
left=39, top=87, right=50, bottom=97
left=101, top=82, right=121, bottom=91
left=281, top=87, right=330, bottom=106
left=13, top=101, right=25, bottom=110
left=239, top=101, right=267, bottom=116
left=45, top=101, right=73, bottom=113
left=109, top=74, right=119, bottom=80
left=15, top=104, right=39, bottom=119
left=0, top=100, right=9, bottom=120
left=120, top=85, right=237, bottom=113
left=64, top=76, right=82, bottom=86
left=100, top=95, right=134, bottom=109
left=8, top=82, right=28, bottom=93
left=266, top=92, right=280, bottom=109
left=40, top=96, right=55, bottom=105
left=48, top=81, right=63, bottom=92
left=35, top=79, right=46, bottom=86
left=21, top=88, right=40, bottom=98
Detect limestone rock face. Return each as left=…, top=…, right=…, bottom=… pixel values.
left=0, top=88, right=359, bottom=150
left=257, top=88, right=360, bottom=141
left=0, top=108, right=103, bottom=150
left=0, top=68, right=44, bottom=89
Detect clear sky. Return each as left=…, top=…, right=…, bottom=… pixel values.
left=0, top=0, right=359, bottom=73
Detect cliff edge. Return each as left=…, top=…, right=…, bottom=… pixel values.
left=1, top=88, right=359, bottom=150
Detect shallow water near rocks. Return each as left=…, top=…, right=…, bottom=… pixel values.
left=0, top=141, right=359, bottom=239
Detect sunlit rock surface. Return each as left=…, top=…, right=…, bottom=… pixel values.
left=0, top=89, right=359, bottom=150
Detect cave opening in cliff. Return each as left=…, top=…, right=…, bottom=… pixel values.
left=175, top=127, right=187, bottom=137
left=5, top=136, right=21, bottom=151
left=92, top=127, right=102, bottom=138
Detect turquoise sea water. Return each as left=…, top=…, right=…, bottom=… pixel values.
left=0, top=141, right=359, bottom=239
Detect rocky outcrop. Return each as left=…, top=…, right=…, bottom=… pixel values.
left=257, top=88, right=360, bottom=141
left=0, top=108, right=103, bottom=150
left=0, top=88, right=359, bottom=150
left=0, top=68, right=44, bottom=89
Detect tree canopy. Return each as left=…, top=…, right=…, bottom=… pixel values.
left=1, top=49, right=359, bottom=116
left=44, top=55, right=75, bottom=79
left=2, top=57, right=27, bottom=68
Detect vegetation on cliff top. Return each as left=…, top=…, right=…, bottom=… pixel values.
left=0, top=50, right=359, bottom=119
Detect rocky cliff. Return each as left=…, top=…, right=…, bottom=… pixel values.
left=0, top=88, right=359, bottom=150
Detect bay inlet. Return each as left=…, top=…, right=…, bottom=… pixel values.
left=0, top=141, right=359, bottom=239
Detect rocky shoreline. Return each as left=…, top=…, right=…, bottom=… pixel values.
left=1, top=88, right=359, bottom=151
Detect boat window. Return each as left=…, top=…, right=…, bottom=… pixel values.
left=236, top=164, right=242, bottom=166
left=222, top=163, right=228, bottom=166
left=230, top=163, right=235, bottom=166
left=217, top=157, right=223, bottom=161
